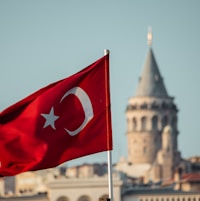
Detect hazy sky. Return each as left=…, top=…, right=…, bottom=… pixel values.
left=0, top=0, right=200, bottom=166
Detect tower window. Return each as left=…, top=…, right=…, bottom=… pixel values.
left=151, top=101, right=159, bottom=109
left=133, top=117, right=137, bottom=131
left=141, top=116, right=147, bottom=131
left=162, top=116, right=168, bottom=129
left=152, top=116, right=158, bottom=130
left=161, top=102, right=168, bottom=109
left=141, top=102, right=147, bottom=109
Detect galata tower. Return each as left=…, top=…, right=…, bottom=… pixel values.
left=126, top=29, right=180, bottom=168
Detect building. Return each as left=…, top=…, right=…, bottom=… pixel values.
left=47, top=171, right=123, bottom=201
left=0, top=194, right=48, bottom=201
left=123, top=188, right=200, bottom=201
left=116, top=29, right=183, bottom=184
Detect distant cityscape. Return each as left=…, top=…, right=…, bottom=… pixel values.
left=1, top=32, right=200, bottom=201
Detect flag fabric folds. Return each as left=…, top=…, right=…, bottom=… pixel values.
left=0, top=54, right=112, bottom=176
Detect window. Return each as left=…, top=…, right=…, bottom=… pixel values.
left=141, top=102, right=147, bottom=109
left=152, top=116, right=158, bottom=130
left=141, top=117, right=147, bottom=131
left=162, top=116, right=168, bottom=129
left=133, top=117, right=137, bottom=131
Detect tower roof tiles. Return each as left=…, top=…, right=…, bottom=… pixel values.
left=135, top=48, right=169, bottom=98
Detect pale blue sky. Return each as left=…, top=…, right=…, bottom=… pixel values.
left=0, top=0, right=200, bottom=166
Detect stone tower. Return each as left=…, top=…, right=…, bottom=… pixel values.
left=126, top=30, right=179, bottom=165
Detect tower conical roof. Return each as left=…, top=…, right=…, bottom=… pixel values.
left=135, top=47, right=169, bottom=98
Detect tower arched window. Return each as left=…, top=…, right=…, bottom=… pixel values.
left=141, top=116, right=147, bottom=131
left=152, top=116, right=158, bottom=130
left=162, top=115, right=168, bottom=129
left=133, top=117, right=137, bottom=131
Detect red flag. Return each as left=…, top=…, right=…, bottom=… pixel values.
left=0, top=54, right=112, bottom=176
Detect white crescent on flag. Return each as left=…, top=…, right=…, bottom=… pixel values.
left=60, top=87, right=94, bottom=136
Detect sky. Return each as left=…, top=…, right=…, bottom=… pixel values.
left=0, top=0, right=200, bottom=167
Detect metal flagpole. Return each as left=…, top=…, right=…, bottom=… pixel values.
left=107, top=150, right=113, bottom=201
left=104, top=49, right=113, bottom=201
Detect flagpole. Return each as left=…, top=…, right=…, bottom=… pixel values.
left=107, top=150, right=113, bottom=201
left=104, top=49, right=113, bottom=201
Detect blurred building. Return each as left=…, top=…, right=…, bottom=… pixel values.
left=47, top=164, right=123, bottom=201
left=65, top=163, right=107, bottom=178
left=116, top=29, right=182, bottom=184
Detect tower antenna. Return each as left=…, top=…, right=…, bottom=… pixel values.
left=147, top=26, right=153, bottom=47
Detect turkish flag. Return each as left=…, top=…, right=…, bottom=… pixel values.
left=0, top=54, right=112, bottom=176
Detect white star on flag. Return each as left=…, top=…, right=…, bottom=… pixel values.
left=41, top=107, right=59, bottom=130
